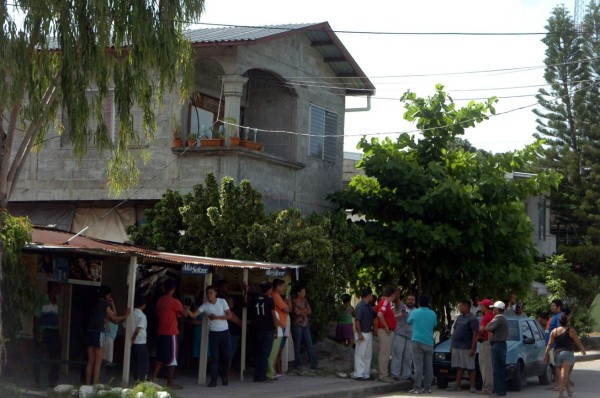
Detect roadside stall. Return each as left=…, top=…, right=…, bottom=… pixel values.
left=23, top=226, right=304, bottom=386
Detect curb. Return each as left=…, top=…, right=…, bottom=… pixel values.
left=289, top=380, right=412, bottom=398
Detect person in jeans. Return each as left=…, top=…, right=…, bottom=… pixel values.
left=353, top=288, right=376, bottom=381
left=407, top=295, right=437, bottom=394
left=485, top=301, right=509, bottom=397
left=292, top=286, right=318, bottom=369
left=189, top=285, right=232, bottom=387
left=477, top=298, right=495, bottom=395
left=391, top=292, right=415, bottom=382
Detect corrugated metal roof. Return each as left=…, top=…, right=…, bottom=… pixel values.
left=27, top=226, right=304, bottom=270
left=184, top=23, right=316, bottom=44
left=185, top=22, right=375, bottom=95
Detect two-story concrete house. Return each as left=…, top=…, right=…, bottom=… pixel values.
left=9, top=23, right=375, bottom=242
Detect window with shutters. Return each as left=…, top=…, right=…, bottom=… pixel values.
left=309, top=105, right=338, bottom=162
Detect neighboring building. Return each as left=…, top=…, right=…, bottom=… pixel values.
left=342, top=156, right=557, bottom=257
left=9, top=23, right=375, bottom=242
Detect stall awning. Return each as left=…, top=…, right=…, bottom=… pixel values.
left=26, top=226, right=305, bottom=270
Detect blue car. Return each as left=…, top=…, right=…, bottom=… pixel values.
left=432, top=315, right=552, bottom=391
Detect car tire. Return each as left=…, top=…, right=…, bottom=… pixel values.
left=510, top=361, right=524, bottom=391
left=539, top=363, right=551, bottom=385
left=436, top=377, right=449, bottom=389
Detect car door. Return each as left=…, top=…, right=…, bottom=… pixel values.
left=520, top=319, right=537, bottom=377
left=527, top=319, right=547, bottom=375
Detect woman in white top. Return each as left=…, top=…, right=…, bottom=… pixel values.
left=189, top=285, right=232, bottom=387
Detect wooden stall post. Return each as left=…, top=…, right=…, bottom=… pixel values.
left=240, top=268, right=248, bottom=381
left=121, top=256, right=137, bottom=386
left=198, top=272, right=212, bottom=385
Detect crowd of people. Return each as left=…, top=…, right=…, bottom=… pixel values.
left=339, top=287, right=587, bottom=397
left=31, top=278, right=588, bottom=396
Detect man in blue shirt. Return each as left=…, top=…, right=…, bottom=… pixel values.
left=407, top=295, right=437, bottom=394
left=545, top=298, right=563, bottom=390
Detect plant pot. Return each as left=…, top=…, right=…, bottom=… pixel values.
left=229, top=137, right=240, bottom=146
left=240, top=140, right=263, bottom=151
left=200, top=138, right=224, bottom=147
left=187, top=139, right=197, bottom=147
left=172, top=138, right=183, bottom=148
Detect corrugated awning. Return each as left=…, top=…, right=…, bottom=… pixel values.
left=26, top=226, right=304, bottom=270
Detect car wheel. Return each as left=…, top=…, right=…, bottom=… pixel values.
left=510, top=361, right=525, bottom=391
left=436, top=377, right=449, bottom=389
left=539, top=363, right=551, bottom=385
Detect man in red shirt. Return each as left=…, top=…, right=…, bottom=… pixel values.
left=477, top=298, right=494, bottom=395
left=151, top=279, right=190, bottom=390
left=377, top=286, right=397, bottom=382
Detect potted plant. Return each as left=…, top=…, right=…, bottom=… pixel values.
left=199, top=125, right=224, bottom=147
left=240, top=128, right=263, bottom=151
left=187, top=132, right=198, bottom=147
left=173, top=125, right=182, bottom=147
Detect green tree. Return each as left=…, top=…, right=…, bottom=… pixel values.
left=526, top=255, right=598, bottom=336
left=0, top=212, right=35, bottom=357
left=0, top=0, right=205, bottom=368
left=534, top=5, right=600, bottom=245
left=127, top=175, right=361, bottom=339
left=330, top=85, right=559, bottom=325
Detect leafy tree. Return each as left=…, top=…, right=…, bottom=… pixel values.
left=330, top=85, right=559, bottom=326
left=0, top=0, right=205, bottom=369
left=0, top=212, right=34, bottom=359
left=127, top=176, right=362, bottom=338
left=526, top=255, right=597, bottom=336
left=534, top=5, right=600, bottom=245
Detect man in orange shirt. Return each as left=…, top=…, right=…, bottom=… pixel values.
left=268, top=278, right=290, bottom=378
left=151, top=279, right=190, bottom=390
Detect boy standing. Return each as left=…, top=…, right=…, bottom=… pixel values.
left=131, top=295, right=149, bottom=383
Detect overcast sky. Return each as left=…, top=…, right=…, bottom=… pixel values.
left=199, top=0, right=571, bottom=154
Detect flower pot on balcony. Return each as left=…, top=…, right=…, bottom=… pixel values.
left=172, top=138, right=183, bottom=148
left=240, top=140, right=263, bottom=151
left=200, top=138, right=225, bottom=147
left=229, top=137, right=240, bottom=146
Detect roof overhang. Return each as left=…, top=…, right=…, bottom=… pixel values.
left=26, top=226, right=304, bottom=270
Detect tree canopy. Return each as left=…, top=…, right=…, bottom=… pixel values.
left=330, top=85, right=560, bottom=324
left=0, top=0, right=205, bottom=371
left=127, top=175, right=363, bottom=338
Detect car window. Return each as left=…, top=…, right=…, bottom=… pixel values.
left=521, top=320, right=534, bottom=340
left=508, top=320, right=520, bottom=341
left=527, top=320, right=544, bottom=341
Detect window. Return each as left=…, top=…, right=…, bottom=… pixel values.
left=61, top=90, right=119, bottom=147
left=521, top=321, right=534, bottom=341
left=527, top=320, right=544, bottom=341
left=538, top=196, right=547, bottom=241
left=188, top=93, right=224, bottom=138
left=309, top=105, right=338, bottom=162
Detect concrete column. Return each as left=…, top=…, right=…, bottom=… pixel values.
left=220, top=75, right=248, bottom=145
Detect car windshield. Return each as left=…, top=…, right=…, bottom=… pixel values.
left=508, top=320, right=520, bottom=341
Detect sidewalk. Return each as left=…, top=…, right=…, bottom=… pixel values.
left=174, top=375, right=411, bottom=398
left=575, top=349, right=600, bottom=362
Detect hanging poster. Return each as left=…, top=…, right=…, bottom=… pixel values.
left=68, top=257, right=102, bottom=286
left=35, top=254, right=69, bottom=284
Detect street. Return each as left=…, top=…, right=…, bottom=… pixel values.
left=377, top=359, right=600, bottom=398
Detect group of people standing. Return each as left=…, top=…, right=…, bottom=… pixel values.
left=351, top=286, right=438, bottom=395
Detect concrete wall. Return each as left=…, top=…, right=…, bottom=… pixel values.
left=9, top=31, right=346, bottom=218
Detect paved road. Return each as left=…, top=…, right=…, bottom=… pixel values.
left=377, top=359, right=600, bottom=398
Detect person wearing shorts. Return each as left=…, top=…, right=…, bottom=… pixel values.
left=84, top=285, right=130, bottom=385
left=151, top=279, right=190, bottom=390
left=448, top=300, right=479, bottom=393
left=545, top=314, right=587, bottom=398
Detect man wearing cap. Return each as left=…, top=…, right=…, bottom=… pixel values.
left=485, top=301, right=509, bottom=397
left=477, top=298, right=494, bottom=395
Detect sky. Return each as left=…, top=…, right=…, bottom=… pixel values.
left=198, top=0, right=571, bottom=154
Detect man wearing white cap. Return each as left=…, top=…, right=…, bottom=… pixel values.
left=485, top=301, right=509, bottom=397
